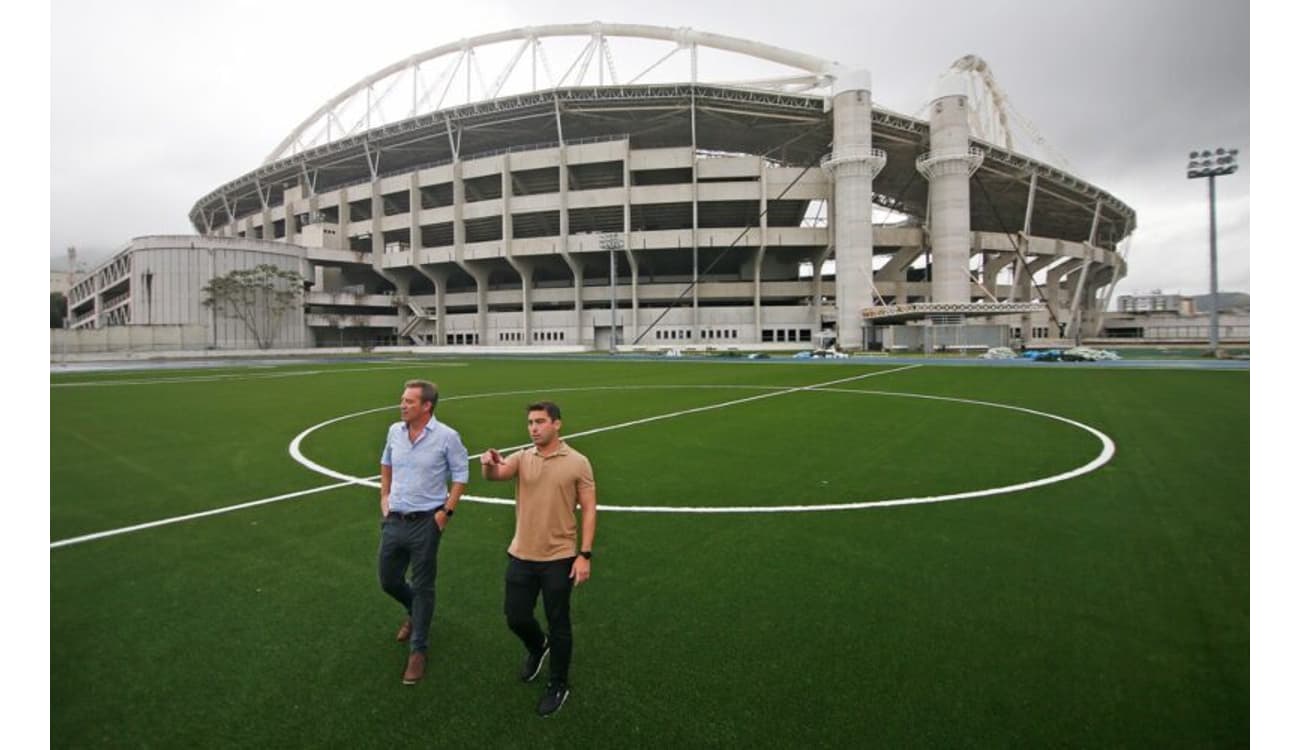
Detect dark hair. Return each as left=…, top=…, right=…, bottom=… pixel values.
left=404, top=380, right=439, bottom=411
left=526, top=401, right=561, bottom=421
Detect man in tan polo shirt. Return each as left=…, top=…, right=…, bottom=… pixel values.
left=481, top=400, right=597, bottom=718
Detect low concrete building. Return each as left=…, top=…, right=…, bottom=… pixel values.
left=65, top=235, right=311, bottom=350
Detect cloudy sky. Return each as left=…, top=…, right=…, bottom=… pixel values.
left=48, top=0, right=1250, bottom=300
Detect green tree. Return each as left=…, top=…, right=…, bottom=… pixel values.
left=51, top=292, right=68, bottom=329
left=202, top=264, right=305, bottom=349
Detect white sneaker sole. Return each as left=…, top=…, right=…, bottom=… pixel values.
left=539, top=688, right=569, bottom=717
left=523, top=647, right=550, bottom=682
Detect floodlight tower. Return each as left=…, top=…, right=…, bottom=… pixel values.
left=1186, top=147, right=1239, bottom=356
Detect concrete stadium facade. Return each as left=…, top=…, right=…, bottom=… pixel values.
left=181, top=24, right=1135, bottom=352
left=66, top=236, right=310, bottom=350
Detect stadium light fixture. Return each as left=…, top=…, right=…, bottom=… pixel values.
left=1186, top=147, right=1238, bottom=356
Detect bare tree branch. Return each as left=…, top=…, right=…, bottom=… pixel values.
left=202, top=264, right=305, bottom=349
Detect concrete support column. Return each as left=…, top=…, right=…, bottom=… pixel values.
left=1046, top=258, right=1084, bottom=328
left=1066, top=259, right=1093, bottom=340
left=623, top=142, right=638, bottom=336
left=824, top=68, right=885, bottom=351
left=557, top=142, right=582, bottom=342
left=560, top=250, right=584, bottom=342
left=370, top=182, right=384, bottom=257
left=410, top=175, right=422, bottom=253
left=916, top=84, right=983, bottom=307
left=459, top=262, right=489, bottom=345
left=690, top=97, right=700, bottom=344
left=983, top=251, right=1016, bottom=299
left=508, top=257, right=533, bottom=345
left=415, top=265, right=449, bottom=345
left=283, top=199, right=296, bottom=245
left=338, top=187, right=351, bottom=244
left=257, top=180, right=272, bottom=242
left=502, top=155, right=530, bottom=344
left=303, top=168, right=320, bottom=242
left=448, top=158, right=486, bottom=341
left=558, top=140, right=570, bottom=251
left=755, top=164, right=768, bottom=340
left=812, top=246, right=832, bottom=331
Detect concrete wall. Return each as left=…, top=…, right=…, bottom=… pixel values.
left=51, top=324, right=209, bottom=355
left=131, top=244, right=310, bottom=349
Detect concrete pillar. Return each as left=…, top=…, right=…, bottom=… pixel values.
left=371, top=182, right=384, bottom=257
left=557, top=144, right=581, bottom=342
left=447, top=159, right=486, bottom=341
left=812, top=246, right=832, bottom=331
left=917, top=78, right=983, bottom=307
left=410, top=174, right=422, bottom=253
left=416, top=265, right=449, bottom=345
left=560, top=249, right=584, bottom=342
left=502, top=155, right=530, bottom=344
left=338, top=187, right=351, bottom=243
left=283, top=199, right=296, bottom=245
left=1066, top=260, right=1092, bottom=339
left=824, top=67, right=885, bottom=351
left=690, top=98, right=700, bottom=344
left=623, top=142, right=638, bottom=337
left=258, top=181, right=273, bottom=242
left=755, top=164, right=768, bottom=341
left=1046, top=258, right=1083, bottom=327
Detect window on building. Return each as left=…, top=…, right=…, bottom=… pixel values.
left=762, top=329, right=774, bottom=342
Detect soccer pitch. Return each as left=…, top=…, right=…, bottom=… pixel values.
left=50, top=356, right=1248, bottom=747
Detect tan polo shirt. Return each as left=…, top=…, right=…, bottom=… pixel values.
left=505, top=441, right=595, bottom=561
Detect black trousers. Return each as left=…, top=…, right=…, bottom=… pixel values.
left=504, top=554, right=575, bottom=684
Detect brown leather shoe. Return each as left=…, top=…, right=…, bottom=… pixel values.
left=402, top=651, right=426, bottom=685
left=395, top=617, right=412, bottom=643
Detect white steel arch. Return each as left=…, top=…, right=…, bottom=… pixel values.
left=933, top=54, right=1075, bottom=173
left=264, top=22, right=847, bottom=164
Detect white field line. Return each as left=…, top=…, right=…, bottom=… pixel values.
left=50, top=366, right=917, bottom=548
left=50, top=362, right=469, bottom=388
left=48, top=480, right=360, bottom=549
left=325, top=380, right=1115, bottom=514
left=571, top=386, right=1117, bottom=513
left=289, top=366, right=921, bottom=487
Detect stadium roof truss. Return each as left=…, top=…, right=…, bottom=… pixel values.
left=190, top=23, right=1136, bottom=251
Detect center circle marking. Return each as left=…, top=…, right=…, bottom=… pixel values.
left=288, top=384, right=1116, bottom=513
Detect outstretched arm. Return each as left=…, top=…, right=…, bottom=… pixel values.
left=481, top=448, right=518, bottom=481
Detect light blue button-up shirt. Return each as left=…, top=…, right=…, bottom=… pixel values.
left=380, top=416, right=470, bottom=513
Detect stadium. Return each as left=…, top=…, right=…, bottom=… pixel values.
left=71, top=22, right=1137, bottom=352
left=50, top=25, right=1256, bottom=748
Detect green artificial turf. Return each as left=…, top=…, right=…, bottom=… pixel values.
left=50, top=358, right=1248, bottom=747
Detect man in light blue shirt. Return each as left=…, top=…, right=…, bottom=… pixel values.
left=378, top=379, right=469, bottom=685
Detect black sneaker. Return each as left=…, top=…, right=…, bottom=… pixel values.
left=537, top=681, right=570, bottom=717
left=519, top=642, right=550, bottom=682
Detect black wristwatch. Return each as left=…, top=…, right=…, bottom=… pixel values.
left=439, top=506, right=454, bottom=517
left=579, top=550, right=592, bottom=560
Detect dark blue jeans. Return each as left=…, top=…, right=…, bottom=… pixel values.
left=378, top=513, right=442, bottom=653
left=505, top=554, right=576, bottom=684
